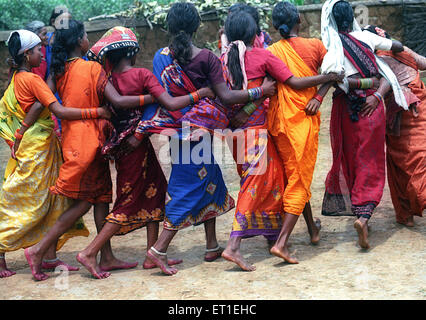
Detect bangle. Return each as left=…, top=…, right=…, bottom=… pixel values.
left=242, top=102, right=258, bottom=116
left=193, top=91, right=201, bottom=103
left=188, top=92, right=194, bottom=104
left=81, top=108, right=99, bottom=119
left=188, top=91, right=201, bottom=104
left=90, top=108, right=98, bottom=119
left=81, top=109, right=89, bottom=119
left=372, top=92, right=383, bottom=104
left=14, top=129, right=23, bottom=140
left=360, top=78, right=373, bottom=89
left=134, top=132, right=144, bottom=141
left=195, top=90, right=201, bottom=101
left=21, top=121, right=30, bottom=128
left=139, top=95, right=145, bottom=107
left=313, top=94, right=324, bottom=104
left=247, top=87, right=263, bottom=101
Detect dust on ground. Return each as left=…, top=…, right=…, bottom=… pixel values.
left=0, top=93, right=425, bottom=300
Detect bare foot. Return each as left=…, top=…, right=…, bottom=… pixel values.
left=354, top=219, right=370, bottom=249
left=146, top=249, right=178, bottom=275
left=310, top=218, right=321, bottom=245
left=0, top=258, right=16, bottom=278
left=222, top=248, right=256, bottom=271
left=42, top=259, right=80, bottom=271
left=24, top=248, right=49, bottom=281
left=268, top=241, right=291, bottom=254
left=204, top=247, right=224, bottom=262
left=397, top=216, right=414, bottom=227
left=270, top=245, right=299, bottom=264
left=76, top=252, right=111, bottom=279
left=143, top=256, right=182, bottom=269
left=99, top=257, right=138, bottom=272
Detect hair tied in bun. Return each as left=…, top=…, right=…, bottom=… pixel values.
left=279, top=24, right=290, bottom=37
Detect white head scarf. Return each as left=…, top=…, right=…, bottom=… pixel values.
left=320, top=0, right=408, bottom=109
left=7, top=29, right=41, bottom=55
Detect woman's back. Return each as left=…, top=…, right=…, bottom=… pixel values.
left=56, top=58, right=105, bottom=110
left=180, top=49, right=225, bottom=89
left=286, top=37, right=327, bottom=75
left=243, top=47, right=293, bottom=83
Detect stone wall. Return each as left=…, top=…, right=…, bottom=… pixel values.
left=0, top=0, right=423, bottom=93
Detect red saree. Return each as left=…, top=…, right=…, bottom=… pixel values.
left=322, top=33, right=385, bottom=219
left=378, top=50, right=425, bottom=224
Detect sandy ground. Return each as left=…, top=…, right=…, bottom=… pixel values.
left=0, top=93, right=425, bottom=300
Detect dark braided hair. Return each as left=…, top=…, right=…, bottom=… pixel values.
left=224, top=12, right=257, bottom=90
left=272, top=2, right=300, bottom=39
left=332, top=1, right=354, bottom=32
left=51, top=19, right=85, bottom=77
left=167, top=2, right=200, bottom=66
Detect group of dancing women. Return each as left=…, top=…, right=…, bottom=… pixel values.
left=0, top=0, right=424, bottom=280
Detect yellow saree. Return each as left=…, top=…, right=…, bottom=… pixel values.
left=0, top=74, right=89, bottom=253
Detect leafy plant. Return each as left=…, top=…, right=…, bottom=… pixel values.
left=0, top=0, right=136, bottom=30
left=108, top=0, right=305, bottom=31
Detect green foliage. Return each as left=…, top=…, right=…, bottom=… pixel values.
left=0, top=0, right=136, bottom=30
left=0, top=0, right=306, bottom=31
left=121, top=0, right=305, bottom=31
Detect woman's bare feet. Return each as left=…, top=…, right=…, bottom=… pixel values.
left=142, top=256, right=183, bottom=269
left=222, top=248, right=256, bottom=271
left=354, top=219, right=370, bottom=249
left=99, top=257, right=138, bottom=272
left=397, top=216, right=414, bottom=227
left=76, top=252, right=111, bottom=279
left=146, top=248, right=178, bottom=275
left=310, top=218, right=321, bottom=245
left=41, top=259, right=80, bottom=271
left=0, top=257, right=16, bottom=278
left=24, top=247, right=49, bottom=281
left=270, top=245, right=299, bottom=264
left=204, top=247, right=224, bottom=262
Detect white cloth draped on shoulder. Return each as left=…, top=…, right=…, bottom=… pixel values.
left=320, top=0, right=408, bottom=110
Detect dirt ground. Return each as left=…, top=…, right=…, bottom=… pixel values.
left=0, top=93, right=425, bottom=300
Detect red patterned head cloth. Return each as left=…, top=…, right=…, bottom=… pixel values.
left=87, top=26, right=140, bottom=72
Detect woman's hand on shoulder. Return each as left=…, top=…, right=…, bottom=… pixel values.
left=261, top=76, right=277, bottom=97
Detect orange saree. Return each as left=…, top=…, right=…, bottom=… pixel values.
left=50, top=58, right=112, bottom=203
left=267, top=39, right=321, bottom=216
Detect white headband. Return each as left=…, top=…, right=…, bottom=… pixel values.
left=7, top=29, right=41, bottom=55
